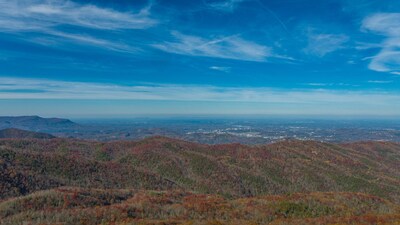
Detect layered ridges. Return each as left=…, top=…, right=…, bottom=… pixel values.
left=0, top=137, right=399, bottom=202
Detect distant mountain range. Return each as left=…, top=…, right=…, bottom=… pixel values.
left=0, top=116, right=78, bottom=131
left=0, top=128, right=55, bottom=139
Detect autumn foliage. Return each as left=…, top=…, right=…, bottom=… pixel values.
left=0, top=136, right=400, bottom=224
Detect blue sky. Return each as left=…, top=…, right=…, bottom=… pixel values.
left=0, top=0, right=399, bottom=117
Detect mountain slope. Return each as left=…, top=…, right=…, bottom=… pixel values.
left=0, top=187, right=399, bottom=225
left=0, top=128, right=55, bottom=139
left=0, top=137, right=399, bottom=203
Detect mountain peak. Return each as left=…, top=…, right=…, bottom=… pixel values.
left=0, top=116, right=78, bottom=131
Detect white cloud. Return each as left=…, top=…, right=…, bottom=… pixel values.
left=209, top=66, right=231, bottom=72
left=0, top=0, right=157, bottom=32
left=0, top=77, right=398, bottom=109
left=304, top=83, right=330, bottom=86
left=355, top=42, right=383, bottom=50
left=362, top=13, right=400, bottom=36
left=153, top=32, right=272, bottom=62
left=362, top=13, right=400, bottom=74
left=304, top=83, right=354, bottom=87
left=0, top=0, right=155, bottom=52
left=31, top=31, right=138, bottom=52
left=205, top=0, right=245, bottom=12
left=367, top=80, right=393, bottom=84
left=304, top=32, right=349, bottom=57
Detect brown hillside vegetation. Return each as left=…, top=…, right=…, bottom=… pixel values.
left=0, top=137, right=400, bottom=224
left=0, top=128, right=56, bottom=139
left=1, top=187, right=399, bottom=225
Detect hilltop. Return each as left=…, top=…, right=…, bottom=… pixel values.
left=0, top=116, right=78, bottom=131
left=0, top=128, right=55, bottom=139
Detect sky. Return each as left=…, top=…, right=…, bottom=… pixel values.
left=0, top=0, right=399, bottom=117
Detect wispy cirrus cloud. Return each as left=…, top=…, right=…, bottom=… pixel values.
left=0, top=77, right=399, bottom=108
left=303, top=32, right=349, bottom=57
left=362, top=13, right=400, bottom=75
left=30, top=31, right=138, bottom=52
left=0, top=0, right=156, bottom=53
left=204, top=0, right=245, bottom=12
left=209, top=66, right=231, bottom=72
left=153, top=32, right=272, bottom=62
left=367, top=80, right=393, bottom=84
left=303, top=83, right=356, bottom=87
left=0, top=0, right=157, bottom=32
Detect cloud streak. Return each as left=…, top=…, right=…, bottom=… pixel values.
left=0, top=77, right=398, bottom=109
left=0, top=0, right=157, bottom=32
left=362, top=13, right=400, bottom=75
left=153, top=32, right=272, bottom=61
left=204, top=0, right=245, bottom=12
left=304, top=32, right=349, bottom=57
left=30, top=31, right=138, bottom=52
left=209, top=66, right=231, bottom=72
left=367, top=80, right=393, bottom=84
left=0, top=0, right=155, bottom=53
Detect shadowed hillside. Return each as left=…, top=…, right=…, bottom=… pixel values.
left=0, top=128, right=55, bottom=139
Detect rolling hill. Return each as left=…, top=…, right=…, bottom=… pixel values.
left=1, top=187, right=399, bottom=225
left=0, top=128, right=55, bottom=139
left=0, top=137, right=399, bottom=224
